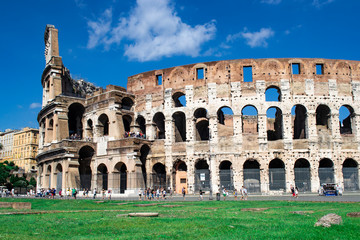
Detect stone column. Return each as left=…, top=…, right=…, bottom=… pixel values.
left=258, top=113, right=268, bottom=151
left=209, top=155, right=218, bottom=194
left=285, top=160, right=295, bottom=193
left=310, top=160, right=320, bottom=193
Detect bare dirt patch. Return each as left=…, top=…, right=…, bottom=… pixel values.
left=347, top=212, right=360, bottom=217
left=241, top=208, right=269, bottom=212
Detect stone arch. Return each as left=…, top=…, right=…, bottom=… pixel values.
left=194, top=108, right=209, bottom=141
left=173, top=159, right=188, bottom=194
left=269, top=158, right=285, bottom=191
left=316, top=104, right=331, bottom=129
left=86, top=119, right=94, bottom=139
left=68, top=103, right=85, bottom=139
left=342, top=158, right=359, bottom=191
left=45, top=165, right=51, bottom=189
left=172, top=92, right=186, bottom=107
left=153, top=112, right=165, bottom=139
left=136, top=115, right=146, bottom=136
left=98, top=114, right=109, bottom=136
left=168, top=66, right=189, bottom=83
left=267, top=107, right=283, bottom=141
left=140, top=144, right=150, bottom=188
left=55, top=163, right=63, bottom=191
left=334, top=61, right=351, bottom=75
left=242, top=105, right=258, bottom=134
left=97, top=163, right=108, bottom=190
left=319, top=158, right=334, bottom=185
left=122, top=115, right=132, bottom=133
left=194, top=159, right=210, bottom=191
left=339, top=105, right=355, bottom=135
left=172, top=111, right=186, bottom=142
left=292, top=104, right=308, bottom=139
left=121, top=97, right=134, bottom=110
left=217, top=106, right=234, bottom=137
left=265, top=86, right=281, bottom=102
left=294, top=158, right=311, bottom=192
left=152, top=163, right=166, bottom=189
left=78, top=146, right=94, bottom=190
left=114, top=162, right=127, bottom=193
left=243, top=159, right=261, bottom=193
left=219, top=160, right=233, bottom=190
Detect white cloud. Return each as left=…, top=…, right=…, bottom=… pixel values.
left=261, top=0, right=281, bottom=4
left=312, top=0, right=335, bottom=8
left=29, top=103, right=42, bottom=109
left=86, top=0, right=216, bottom=61
left=227, top=28, right=275, bottom=48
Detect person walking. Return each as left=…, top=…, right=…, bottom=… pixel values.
left=182, top=187, right=186, bottom=200
left=234, top=189, right=238, bottom=201
left=93, top=188, right=97, bottom=199
left=199, top=189, right=203, bottom=201
left=223, top=188, right=227, bottom=201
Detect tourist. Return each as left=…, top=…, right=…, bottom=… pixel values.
left=223, top=188, right=227, bottom=201
left=295, top=186, right=299, bottom=198
left=107, top=189, right=112, bottom=200
left=290, top=185, right=295, bottom=198
left=234, top=189, right=238, bottom=200
left=102, top=189, right=106, bottom=200
left=93, top=188, right=97, bottom=199
left=162, top=189, right=166, bottom=199
left=242, top=186, right=248, bottom=200
left=138, top=189, right=142, bottom=200
left=182, top=187, right=186, bottom=200
left=199, top=189, right=203, bottom=201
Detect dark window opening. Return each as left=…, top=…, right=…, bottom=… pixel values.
left=267, top=107, right=283, bottom=141
left=140, top=145, right=150, bottom=187
left=292, top=105, right=307, bottom=139
left=197, top=68, right=204, bottom=80
left=316, top=105, right=331, bottom=128
left=152, top=163, right=166, bottom=189
left=194, top=108, right=209, bottom=141
left=68, top=103, right=85, bottom=139
left=122, top=115, right=132, bottom=133
left=173, top=112, right=186, bottom=142
left=121, top=97, right=134, bottom=110
left=98, top=114, right=109, bottom=136
left=243, top=159, right=260, bottom=193
left=78, top=146, right=94, bottom=190
left=153, top=112, right=165, bottom=139
left=292, top=63, right=300, bottom=74
left=136, top=116, right=146, bottom=135
left=97, top=164, right=108, bottom=190
left=269, top=158, right=285, bottom=191
left=316, top=64, right=324, bottom=75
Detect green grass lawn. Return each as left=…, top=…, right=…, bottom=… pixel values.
left=0, top=198, right=359, bottom=239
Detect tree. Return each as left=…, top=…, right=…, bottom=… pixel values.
left=0, top=161, right=20, bottom=186
left=29, top=177, right=36, bottom=187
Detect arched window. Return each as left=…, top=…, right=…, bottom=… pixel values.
left=152, top=163, right=166, bottom=189
left=122, top=115, right=132, bottom=133
left=339, top=105, right=354, bottom=135
left=98, top=114, right=109, bottom=136
left=173, top=112, right=186, bottom=142
left=217, top=107, right=234, bottom=137
left=97, top=164, right=108, bottom=190
left=292, top=105, right=307, bottom=139
left=294, top=159, right=311, bottom=192
left=269, top=158, right=285, bottom=190
left=194, top=108, right=209, bottom=141
left=243, top=159, right=260, bottom=193
left=121, top=97, right=134, bottom=110
left=172, top=92, right=186, bottom=107
left=195, top=159, right=210, bottom=191
left=219, top=161, right=233, bottom=190
left=153, top=112, right=165, bottom=139
left=242, top=105, right=258, bottom=134
left=316, top=105, right=331, bottom=128
left=267, top=107, right=283, bottom=141
left=319, top=158, right=334, bottom=185
left=136, top=115, right=146, bottom=136
left=342, top=159, right=359, bottom=191
left=265, top=86, right=281, bottom=102
left=68, top=103, right=85, bottom=138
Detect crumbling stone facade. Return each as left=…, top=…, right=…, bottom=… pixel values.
left=37, top=25, right=360, bottom=195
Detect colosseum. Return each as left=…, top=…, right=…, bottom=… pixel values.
left=36, top=25, right=360, bottom=195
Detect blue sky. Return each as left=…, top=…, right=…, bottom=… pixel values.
left=0, top=0, right=359, bottom=131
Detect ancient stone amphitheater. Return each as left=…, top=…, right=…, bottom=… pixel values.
left=37, top=25, right=359, bottom=195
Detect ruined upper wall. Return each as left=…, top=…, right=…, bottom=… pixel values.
left=127, top=58, right=360, bottom=96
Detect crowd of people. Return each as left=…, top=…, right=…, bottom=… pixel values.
left=124, top=131, right=146, bottom=139
left=138, top=187, right=172, bottom=200
left=220, top=186, right=248, bottom=201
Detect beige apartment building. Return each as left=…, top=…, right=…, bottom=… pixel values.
left=12, top=127, right=39, bottom=173
left=0, top=129, right=18, bottom=163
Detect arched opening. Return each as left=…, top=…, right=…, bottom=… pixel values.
left=55, top=164, right=63, bottom=192
left=194, top=159, right=210, bottom=191
left=243, top=159, right=261, bottom=193
left=152, top=163, right=166, bottom=189
left=153, top=112, right=165, bottom=139
left=68, top=103, right=85, bottom=139
left=292, top=105, right=307, bottom=139
left=339, top=105, right=354, bottom=135
left=219, top=161, right=233, bottom=190
left=217, top=107, right=234, bottom=137
left=267, top=107, right=283, bottom=141
left=121, top=97, right=134, bottom=110
left=140, top=144, right=150, bottom=188
left=194, top=108, right=209, bottom=141
left=98, top=114, right=109, bottom=136
left=97, top=164, right=108, bottom=190
left=48, top=119, right=54, bottom=141
left=114, top=162, right=127, bottom=193
left=86, top=119, right=94, bottom=139
left=122, top=115, right=132, bottom=133
left=242, top=105, right=258, bottom=134
left=78, top=146, right=94, bottom=190
left=173, top=92, right=186, bottom=107
left=294, top=159, right=311, bottom=192
left=342, top=158, right=359, bottom=191
left=319, top=158, right=334, bottom=185
left=269, top=158, right=285, bottom=191
left=316, top=105, right=331, bottom=129
left=173, top=160, right=187, bottom=194
left=172, top=112, right=186, bottom=142
left=45, top=165, right=51, bottom=189
left=136, top=115, right=146, bottom=136
left=265, top=86, right=281, bottom=102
